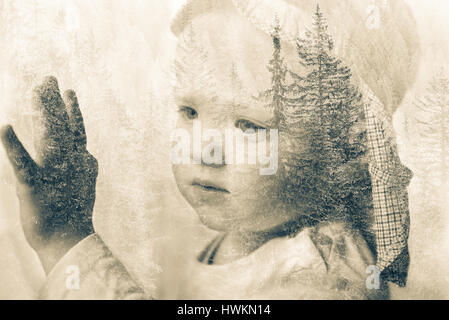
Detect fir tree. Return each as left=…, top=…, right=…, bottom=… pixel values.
left=263, top=18, right=309, bottom=214
left=292, top=5, right=362, bottom=161
left=174, top=25, right=215, bottom=95
left=411, top=72, right=449, bottom=190
left=264, top=19, right=289, bottom=130
left=269, top=5, right=368, bottom=221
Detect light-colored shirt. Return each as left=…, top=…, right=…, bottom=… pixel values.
left=39, top=234, right=146, bottom=300
left=39, top=222, right=387, bottom=300
left=178, top=222, right=387, bottom=300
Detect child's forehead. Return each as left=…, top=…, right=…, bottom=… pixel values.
left=174, top=11, right=274, bottom=103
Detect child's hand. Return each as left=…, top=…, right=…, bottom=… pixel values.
left=1, top=77, right=98, bottom=273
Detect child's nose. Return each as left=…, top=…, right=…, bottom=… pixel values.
left=196, top=118, right=234, bottom=169
left=201, top=139, right=226, bottom=169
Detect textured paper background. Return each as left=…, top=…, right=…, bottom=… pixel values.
left=0, top=0, right=448, bottom=299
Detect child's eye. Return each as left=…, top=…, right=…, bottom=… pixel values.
left=178, top=106, right=198, bottom=120
left=235, top=119, right=265, bottom=132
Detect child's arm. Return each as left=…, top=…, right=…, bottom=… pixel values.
left=39, top=233, right=147, bottom=300
left=1, top=77, right=96, bottom=275
left=0, top=77, right=146, bottom=300
left=1, top=77, right=149, bottom=299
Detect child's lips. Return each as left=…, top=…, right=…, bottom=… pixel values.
left=191, top=179, right=230, bottom=194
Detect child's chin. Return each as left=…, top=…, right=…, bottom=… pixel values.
left=195, top=209, right=232, bottom=232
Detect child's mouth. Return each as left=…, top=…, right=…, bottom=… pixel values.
left=192, top=179, right=230, bottom=193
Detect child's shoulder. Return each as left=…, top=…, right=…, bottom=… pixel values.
left=276, top=221, right=386, bottom=299
left=284, top=221, right=373, bottom=266
left=308, top=221, right=376, bottom=272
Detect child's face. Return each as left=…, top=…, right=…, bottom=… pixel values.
left=171, top=11, right=300, bottom=234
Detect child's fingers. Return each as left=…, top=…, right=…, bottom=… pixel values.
left=32, top=76, right=72, bottom=167
left=1, top=125, right=38, bottom=185
left=63, top=90, right=87, bottom=150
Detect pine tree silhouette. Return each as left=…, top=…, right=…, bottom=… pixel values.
left=292, top=5, right=362, bottom=160
left=264, top=18, right=289, bottom=130
left=174, top=25, right=216, bottom=95
left=267, top=5, right=370, bottom=223
left=412, top=72, right=449, bottom=192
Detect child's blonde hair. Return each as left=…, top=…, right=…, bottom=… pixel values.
left=172, top=0, right=420, bottom=114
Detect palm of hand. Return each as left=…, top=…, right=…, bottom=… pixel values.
left=1, top=77, right=97, bottom=252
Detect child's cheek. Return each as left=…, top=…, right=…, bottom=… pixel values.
left=228, top=165, right=280, bottom=206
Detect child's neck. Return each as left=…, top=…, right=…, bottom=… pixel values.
left=211, top=231, right=269, bottom=265
left=212, top=218, right=311, bottom=265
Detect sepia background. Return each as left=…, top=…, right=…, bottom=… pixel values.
left=0, top=0, right=448, bottom=299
